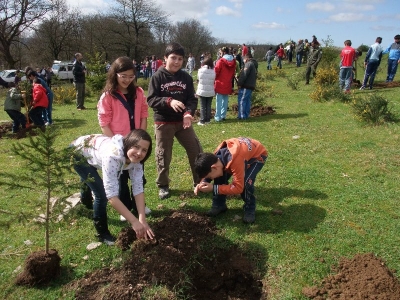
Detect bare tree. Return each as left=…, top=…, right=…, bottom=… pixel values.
left=110, top=0, right=171, bottom=59
left=33, top=0, right=79, bottom=62
left=169, top=19, right=216, bottom=60
left=0, top=0, right=53, bottom=68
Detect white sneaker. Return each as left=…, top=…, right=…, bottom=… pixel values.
left=120, top=215, right=127, bottom=222
left=197, top=122, right=205, bottom=126
left=145, top=206, right=152, bottom=215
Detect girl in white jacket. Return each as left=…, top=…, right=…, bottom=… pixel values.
left=71, top=129, right=155, bottom=245
left=196, top=57, right=216, bottom=125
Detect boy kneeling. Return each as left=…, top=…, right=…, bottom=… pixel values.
left=194, top=137, right=268, bottom=224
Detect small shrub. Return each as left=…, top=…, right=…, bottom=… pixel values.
left=137, top=78, right=150, bottom=91
left=352, top=94, right=397, bottom=125
left=286, top=72, right=303, bottom=90
left=314, top=66, right=338, bottom=86
left=252, top=80, right=275, bottom=107
left=53, top=85, right=76, bottom=105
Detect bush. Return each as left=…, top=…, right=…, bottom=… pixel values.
left=286, top=71, right=303, bottom=90
left=251, top=77, right=275, bottom=107
left=53, top=85, right=76, bottom=105
left=352, top=94, right=397, bottom=125
left=137, top=78, right=150, bottom=91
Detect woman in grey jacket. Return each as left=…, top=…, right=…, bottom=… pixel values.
left=196, top=57, right=216, bottom=125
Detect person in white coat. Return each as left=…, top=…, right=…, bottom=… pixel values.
left=196, top=57, right=216, bottom=125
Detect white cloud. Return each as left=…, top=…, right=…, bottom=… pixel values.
left=343, top=3, right=374, bottom=11
left=155, top=0, right=211, bottom=20
left=229, top=0, right=243, bottom=9
left=252, top=22, right=287, bottom=29
left=370, top=25, right=397, bottom=31
left=216, top=6, right=241, bottom=17
left=306, top=2, right=335, bottom=12
left=329, top=12, right=377, bottom=22
left=66, top=0, right=110, bottom=14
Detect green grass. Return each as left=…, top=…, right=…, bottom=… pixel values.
left=0, top=60, right=399, bottom=299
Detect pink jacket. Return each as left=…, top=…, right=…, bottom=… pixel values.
left=97, top=87, right=148, bottom=136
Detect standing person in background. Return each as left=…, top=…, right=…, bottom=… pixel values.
left=382, top=34, right=400, bottom=82
left=237, top=53, right=257, bottom=120
left=265, top=47, right=274, bottom=70
left=147, top=42, right=203, bottom=200
left=250, top=46, right=255, bottom=57
left=242, top=43, right=248, bottom=57
left=214, top=46, right=236, bottom=122
left=97, top=56, right=151, bottom=220
left=295, top=40, right=304, bottom=67
left=303, top=39, right=310, bottom=63
left=29, top=78, right=48, bottom=126
left=186, top=53, right=196, bottom=76
left=305, top=42, right=322, bottom=85
left=276, top=44, right=285, bottom=69
left=72, top=53, right=86, bottom=110
left=360, top=37, right=383, bottom=90
left=339, top=40, right=356, bottom=93
left=151, top=55, right=157, bottom=77
left=196, top=57, right=215, bottom=126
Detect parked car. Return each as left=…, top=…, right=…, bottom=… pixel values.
left=0, top=70, right=27, bottom=83
left=51, top=61, right=74, bottom=80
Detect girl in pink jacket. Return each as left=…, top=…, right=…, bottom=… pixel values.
left=97, top=57, right=150, bottom=218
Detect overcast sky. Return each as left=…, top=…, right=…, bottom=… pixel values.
left=67, top=0, right=400, bottom=48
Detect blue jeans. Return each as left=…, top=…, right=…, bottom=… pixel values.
left=296, top=53, right=303, bottom=67
left=42, top=91, right=54, bottom=124
left=339, top=67, right=353, bottom=91
left=73, top=154, right=108, bottom=219
left=237, top=88, right=252, bottom=119
left=5, top=110, right=27, bottom=132
left=362, top=60, right=379, bottom=88
left=277, top=57, right=282, bottom=69
left=211, top=155, right=267, bottom=213
left=267, top=57, right=273, bottom=70
left=386, top=59, right=398, bottom=82
left=215, top=93, right=229, bottom=121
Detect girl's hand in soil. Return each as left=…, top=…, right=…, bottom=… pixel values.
left=131, top=219, right=154, bottom=240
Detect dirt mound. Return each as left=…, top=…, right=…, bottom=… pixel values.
left=68, top=210, right=265, bottom=299
left=15, top=249, right=61, bottom=286
left=302, top=253, right=400, bottom=299
left=0, top=121, right=41, bottom=139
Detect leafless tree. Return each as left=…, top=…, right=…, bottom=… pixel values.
left=0, top=0, right=53, bottom=68
left=110, top=0, right=171, bottom=59
left=169, top=19, right=215, bottom=61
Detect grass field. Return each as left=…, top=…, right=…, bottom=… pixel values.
left=0, top=59, right=399, bottom=299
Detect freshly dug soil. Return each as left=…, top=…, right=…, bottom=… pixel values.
left=68, top=210, right=265, bottom=299
left=15, top=249, right=61, bottom=286
left=0, top=122, right=41, bottom=139
left=302, top=253, right=400, bottom=299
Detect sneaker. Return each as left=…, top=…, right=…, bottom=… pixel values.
left=120, top=215, right=127, bottom=222
left=96, top=231, right=116, bottom=246
left=145, top=206, right=152, bottom=215
left=158, top=187, right=170, bottom=200
left=197, top=122, right=205, bottom=126
left=45, top=122, right=50, bottom=126
left=243, top=211, right=255, bottom=224
left=359, top=86, right=365, bottom=90
left=206, top=205, right=228, bottom=217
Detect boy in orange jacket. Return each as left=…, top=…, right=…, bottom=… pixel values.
left=29, top=78, right=48, bottom=126
left=194, top=137, right=268, bottom=224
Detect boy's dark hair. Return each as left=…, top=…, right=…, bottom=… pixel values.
left=165, top=42, right=185, bottom=58
left=33, top=77, right=41, bottom=84
left=376, top=37, right=382, bottom=44
left=194, top=153, right=218, bottom=179
left=344, top=40, right=352, bottom=46
left=123, top=129, right=152, bottom=163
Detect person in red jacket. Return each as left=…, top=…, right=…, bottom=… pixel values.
left=194, top=137, right=268, bottom=224
left=276, top=44, right=285, bottom=69
left=339, top=40, right=356, bottom=93
left=214, top=47, right=236, bottom=122
left=29, top=78, right=48, bottom=126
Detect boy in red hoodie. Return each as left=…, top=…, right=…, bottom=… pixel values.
left=194, top=137, right=268, bottom=224
left=29, top=78, right=49, bottom=126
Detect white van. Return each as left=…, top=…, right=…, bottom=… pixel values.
left=51, top=60, right=74, bottom=80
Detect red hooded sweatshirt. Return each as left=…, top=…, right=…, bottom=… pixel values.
left=32, top=83, right=49, bottom=108
left=214, top=55, right=236, bottom=95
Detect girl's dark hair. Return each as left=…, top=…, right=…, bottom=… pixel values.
left=221, top=46, right=229, bottom=54
left=202, top=57, right=214, bottom=69
left=165, top=42, right=185, bottom=58
left=123, top=129, right=152, bottom=163
left=104, top=56, right=137, bottom=97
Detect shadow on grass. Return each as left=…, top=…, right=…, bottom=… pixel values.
left=52, top=118, right=87, bottom=129
left=218, top=112, right=309, bottom=124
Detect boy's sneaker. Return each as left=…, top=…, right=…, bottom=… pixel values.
left=359, top=86, right=365, bottom=90
left=96, top=231, right=116, bottom=246
left=159, top=187, right=170, bottom=200
left=145, top=206, right=152, bottom=215
left=206, top=205, right=228, bottom=217
left=243, top=211, right=255, bottom=224
left=197, top=122, right=205, bottom=126
left=120, top=215, right=127, bottom=222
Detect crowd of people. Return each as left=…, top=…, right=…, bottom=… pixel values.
left=2, top=34, right=399, bottom=245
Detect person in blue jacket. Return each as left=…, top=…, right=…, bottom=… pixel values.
left=382, top=34, right=400, bottom=82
